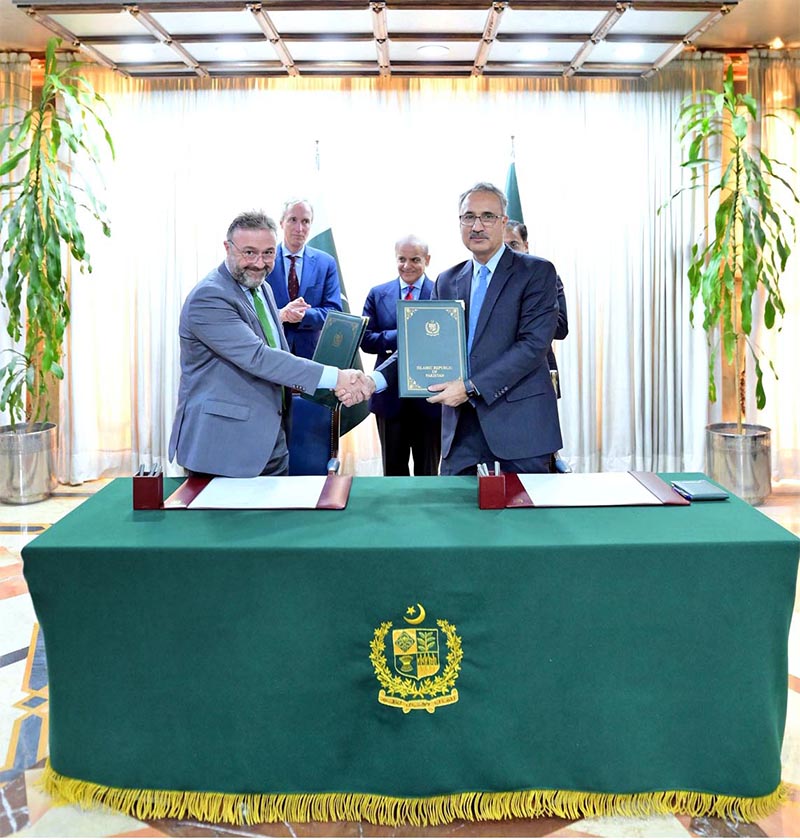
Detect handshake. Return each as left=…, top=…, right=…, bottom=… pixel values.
left=334, top=370, right=376, bottom=407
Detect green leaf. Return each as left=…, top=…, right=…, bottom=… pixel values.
left=764, top=298, right=775, bottom=329
left=0, top=149, right=28, bottom=176
left=755, top=360, right=766, bottom=411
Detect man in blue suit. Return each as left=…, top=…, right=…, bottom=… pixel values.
left=361, top=235, right=441, bottom=475
left=337, top=183, right=562, bottom=476
left=266, top=199, right=342, bottom=359
left=169, top=211, right=359, bottom=477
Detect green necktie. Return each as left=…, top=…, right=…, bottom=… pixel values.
left=251, top=288, right=278, bottom=348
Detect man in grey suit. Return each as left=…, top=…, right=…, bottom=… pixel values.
left=337, top=183, right=562, bottom=476
left=169, top=210, right=359, bottom=477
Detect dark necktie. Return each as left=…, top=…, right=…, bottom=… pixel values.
left=287, top=255, right=300, bottom=300
left=403, top=286, right=414, bottom=300
left=250, top=288, right=277, bottom=348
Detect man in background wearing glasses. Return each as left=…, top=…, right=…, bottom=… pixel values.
left=169, top=210, right=360, bottom=477
left=338, top=182, right=562, bottom=476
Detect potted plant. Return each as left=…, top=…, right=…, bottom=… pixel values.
left=0, top=38, right=113, bottom=503
left=668, top=63, right=800, bottom=505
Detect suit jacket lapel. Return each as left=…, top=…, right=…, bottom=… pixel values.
left=456, top=264, right=472, bottom=303
left=270, top=244, right=289, bottom=307
left=299, top=248, right=316, bottom=298
left=381, top=282, right=398, bottom=326
left=420, top=277, right=433, bottom=301
left=455, top=262, right=473, bottom=321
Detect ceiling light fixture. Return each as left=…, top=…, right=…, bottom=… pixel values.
left=770, top=37, right=785, bottom=49
left=417, top=44, right=450, bottom=58
left=520, top=43, right=549, bottom=61
left=615, top=43, right=644, bottom=61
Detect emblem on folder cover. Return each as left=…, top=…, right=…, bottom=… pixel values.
left=370, top=603, right=462, bottom=713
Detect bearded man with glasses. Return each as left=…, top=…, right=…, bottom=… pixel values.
left=337, top=182, right=563, bottom=476
left=169, top=210, right=364, bottom=477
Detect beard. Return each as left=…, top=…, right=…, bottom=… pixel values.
left=239, top=270, right=266, bottom=290
left=227, top=258, right=266, bottom=289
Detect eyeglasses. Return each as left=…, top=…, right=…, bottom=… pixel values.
left=459, top=212, right=503, bottom=227
left=227, top=240, right=275, bottom=263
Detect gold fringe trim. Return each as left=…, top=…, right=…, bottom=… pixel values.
left=41, top=761, right=788, bottom=828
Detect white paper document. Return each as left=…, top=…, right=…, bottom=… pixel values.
left=517, top=472, right=660, bottom=507
left=187, top=476, right=327, bottom=509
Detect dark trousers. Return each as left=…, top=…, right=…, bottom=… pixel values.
left=376, top=403, right=441, bottom=476
left=441, top=404, right=553, bottom=476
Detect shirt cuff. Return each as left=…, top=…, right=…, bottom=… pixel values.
left=371, top=371, right=388, bottom=393
left=318, top=366, right=339, bottom=390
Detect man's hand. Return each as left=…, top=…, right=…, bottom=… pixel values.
left=335, top=370, right=376, bottom=407
left=280, top=297, right=310, bottom=324
left=427, top=379, right=469, bottom=406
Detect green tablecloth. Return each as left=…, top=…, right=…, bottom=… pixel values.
left=22, top=475, right=799, bottom=825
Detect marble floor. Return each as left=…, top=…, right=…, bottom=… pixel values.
left=1, top=481, right=799, bottom=839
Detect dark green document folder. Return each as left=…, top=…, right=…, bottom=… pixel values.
left=670, top=479, right=730, bottom=501
left=397, top=300, right=467, bottom=398
left=303, top=311, right=368, bottom=407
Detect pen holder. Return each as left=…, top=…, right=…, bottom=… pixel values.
left=478, top=474, right=506, bottom=510
left=133, top=473, right=164, bottom=510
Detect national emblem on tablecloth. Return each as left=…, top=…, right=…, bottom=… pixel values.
left=370, top=603, right=462, bottom=713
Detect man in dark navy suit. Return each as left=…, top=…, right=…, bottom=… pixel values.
left=504, top=220, right=568, bottom=398
left=267, top=199, right=342, bottom=359
left=337, top=183, right=562, bottom=476
left=361, top=235, right=441, bottom=475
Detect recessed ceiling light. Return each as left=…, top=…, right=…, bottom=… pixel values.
left=770, top=37, right=785, bottom=49
left=417, top=44, right=450, bottom=58
left=119, top=44, right=161, bottom=63
left=520, top=43, right=549, bottom=60
left=215, top=42, right=249, bottom=61
left=615, top=43, right=645, bottom=61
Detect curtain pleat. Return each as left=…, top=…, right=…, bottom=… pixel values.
left=747, top=50, right=800, bottom=483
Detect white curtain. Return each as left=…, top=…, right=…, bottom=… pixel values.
left=0, top=53, right=32, bottom=429
left=747, top=50, right=800, bottom=483
left=62, top=57, right=731, bottom=480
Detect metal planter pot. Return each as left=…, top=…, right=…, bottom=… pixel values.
left=705, top=422, right=771, bottom=506
left=0, top=422, right=57, bottom=505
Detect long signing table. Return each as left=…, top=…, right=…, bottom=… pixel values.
left=22, top=475, right=799, bottom=826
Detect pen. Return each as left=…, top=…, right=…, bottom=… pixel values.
left=136, top=463, right=145, bottom=477
left=494, top=461, right=500, bottom=476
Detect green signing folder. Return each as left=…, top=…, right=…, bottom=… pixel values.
left=303, top=311, right=368, bottom=407
left=397, top=299, right=467, bottom=398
